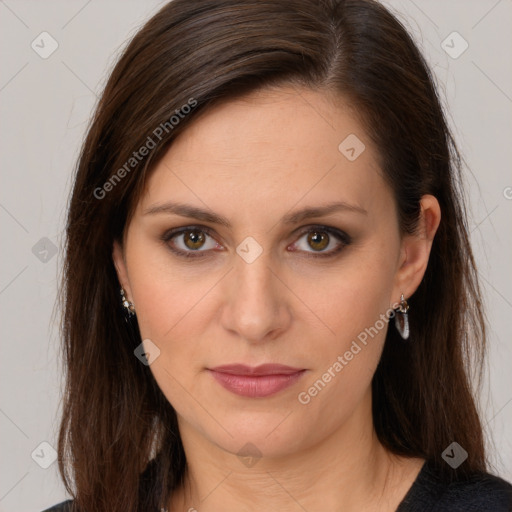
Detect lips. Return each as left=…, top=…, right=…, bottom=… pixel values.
left=210, top=363, right=303, bottom=376
left=207, top=364, right=306, bottom=398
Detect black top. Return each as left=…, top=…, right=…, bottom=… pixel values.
left=42, top=460, right=512, bottom=511
left=395, top=461, right=512, bottom=511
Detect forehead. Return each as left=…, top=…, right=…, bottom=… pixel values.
left=136, top=85, right=389, bottom=223
left=159, top=85, right=370, bottom=164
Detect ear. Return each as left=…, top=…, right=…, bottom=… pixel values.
left=112, top=239, right=132, bottom=299
left=392, top=194, right=441, bottom=303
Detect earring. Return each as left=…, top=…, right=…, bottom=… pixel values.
left=120, top=287, right=135, bottom=317
left=394, top=293, right=410, bottom=340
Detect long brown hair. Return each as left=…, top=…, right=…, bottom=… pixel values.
left=57, top=0, right=487, bottom=510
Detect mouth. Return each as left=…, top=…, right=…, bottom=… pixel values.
left=207, top=364, right=307, bottom=398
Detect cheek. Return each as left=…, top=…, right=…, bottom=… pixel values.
left=291, top=243, right=397, bottom=406
left=123, top=239, right=218, bottom=403
left=125, top=232, right=220, bottom=341
left=132, top=279, right=212, bottom=421
left=131, top=277, right=215, bottom=383
left=293, top=241, right=397, bottom=350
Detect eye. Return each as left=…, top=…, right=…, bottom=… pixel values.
left=289, top=226, right=350, bottom=258
left=162, top=226, right=222, bottom=258
left=161, top=224, right=351, bottom=260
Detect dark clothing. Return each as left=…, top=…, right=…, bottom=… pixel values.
left=395, top=461, right=512, bottom=511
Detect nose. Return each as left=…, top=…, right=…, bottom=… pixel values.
left=220, top=250, right=292, bottom=344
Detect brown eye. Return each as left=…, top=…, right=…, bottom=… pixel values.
left=290, top=226, right=351, bottom=258
left=307, top=231, right=329, bottom=251
left=162, top=226, right=220, bottom=258
left=183, top=229, right=206, bottom=250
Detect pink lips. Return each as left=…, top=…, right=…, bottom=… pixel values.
left=208, top=364, right=306, bottom=398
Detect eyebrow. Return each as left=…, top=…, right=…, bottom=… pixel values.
left=143, top=200, right=367, bottom=227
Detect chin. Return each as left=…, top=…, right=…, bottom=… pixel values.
left=195, top=408, right=317, bottom=461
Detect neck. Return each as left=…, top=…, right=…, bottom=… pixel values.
left=168, top=392, right=423, bottom=511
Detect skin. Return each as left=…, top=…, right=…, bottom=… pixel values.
left=113, top=85, right=441, bottom=511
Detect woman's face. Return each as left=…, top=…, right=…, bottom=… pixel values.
left=114, top=86, right=422, bottom=461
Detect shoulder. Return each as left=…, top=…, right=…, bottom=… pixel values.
left=436, top=472, right=512, bottom=511
left=41, top=499, right=74, bottom=512
left=398, top=461, right=512, bottom=512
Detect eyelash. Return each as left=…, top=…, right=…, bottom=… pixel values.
left=160, top=225, right=351, bottom=260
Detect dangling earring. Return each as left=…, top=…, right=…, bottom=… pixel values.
left=120, top=287, right=135, bottom=317
left=394, top=293, right=409, bottom=340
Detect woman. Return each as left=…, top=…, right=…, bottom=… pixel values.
left=45, top=0, right=512, bottom=510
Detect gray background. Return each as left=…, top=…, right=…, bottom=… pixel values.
left=0, top=1, right=511, bottom=510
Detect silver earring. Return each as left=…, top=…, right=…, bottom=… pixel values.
left=394, top=294, right=409, bottom=340
left=120, top=287, right=135, bottom=317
